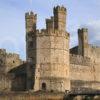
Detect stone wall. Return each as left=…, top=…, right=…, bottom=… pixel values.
left=0, top=92, right=100, bottom=100
left=70, top=54, right=91, bottom=66
left=0, top=49, right=23, bottom=73
left=89, top=45, right=100, bottom=63
left=6, top=53, right=23, bottom=72
left=70, top=53, right=100, bottom=92
left=0, top=92, right=64, bottom=100
left=0, top=73, right=11, bottom=92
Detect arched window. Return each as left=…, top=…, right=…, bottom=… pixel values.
left=42, top=83, right=46, bottom=90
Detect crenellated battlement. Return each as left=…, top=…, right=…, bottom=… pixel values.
left=35, top=29, right=69, bottom=37
left=36, top=29, right=47, bottom=35
left=78, top=28, right=88, bottom=33
left=54, top=5, right=66, bottom=12
left=46, top=16, right=54, bottom=23
left=70, top=54, right=92, bottom=66
left=90, top=44, right=100, bottom=49
left=6, top=53, right=20, bottom=58
left=25, top=11, right=37, bottom=19
left=0, top=49, right=6, bottom=54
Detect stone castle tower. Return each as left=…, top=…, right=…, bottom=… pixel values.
left=25, top=6, right=70, bottom=92
left=78, top=28, right=89, bottom=57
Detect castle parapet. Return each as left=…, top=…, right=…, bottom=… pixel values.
left=46, top=16, right=54, bottom=33
left=6, top=53, right=20, bottom=58
left=78, top=28, right=88, bottom=33
left=35, top=29, right=69, bottom=37
left=25, top=11, right=37, bottom=19
left=0, top=49, right=6, bottom=54
left=70, top=54, right=92, bottom=66
left=54, top=5, right=66, bottom=12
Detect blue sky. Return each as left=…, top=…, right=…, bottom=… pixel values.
left=0, top=0, right=100, bottom=60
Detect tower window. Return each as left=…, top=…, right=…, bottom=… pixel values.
left=13, top=61, right=15, bottom=63
left=42, top=83, right=46, bottom=90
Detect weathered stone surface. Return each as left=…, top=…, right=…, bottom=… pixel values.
left=0, top=5, right=100, bottom=99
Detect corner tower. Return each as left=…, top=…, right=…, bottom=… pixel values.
left=54, top=6, right=66, bottom=31
left=78, top=28, right=89, bottom=57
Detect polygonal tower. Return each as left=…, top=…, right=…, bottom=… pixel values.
left=78, top=28, right=89, bottom=57
left=25, top=6, right=70, bottom=92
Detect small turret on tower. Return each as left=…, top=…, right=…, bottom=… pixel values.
left=53, top=6, right=67, bottom=31
left=78, top=28, right=89, bottom=57
left=46, top=16, right=54, bottom=33
left=25, top=11, right=37, bottom=33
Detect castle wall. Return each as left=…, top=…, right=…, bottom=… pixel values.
left=0, top=73, right=11, bottom=92
left=0, top=92, right=64, bottom=100
left=11, top=74, right=26, bottom=91
left=70, top=54, right=100, bottom=92
left=89, top=45, right=100, bottom=63
left=0, top=49, right=23, bottom=92
left=0, top=49, right=23, bottom=73
left=6, top=53, right=22, bottom=72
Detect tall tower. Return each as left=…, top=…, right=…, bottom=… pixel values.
left=78, top=28, right=89, bottom=57
left=25, top=12, right=37, bottom=90
left=54, top=6, right=66, bottom=31
left=25, top=6, right=70, bottom=92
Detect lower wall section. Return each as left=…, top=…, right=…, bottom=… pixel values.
left=0, top=92, right=64, bottom=100
left=0, top=92, right=100, bottom=100
left=71, top=80, right=100, bottom=92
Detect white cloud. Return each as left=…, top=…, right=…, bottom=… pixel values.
left=80, top=20, right=100, bottom=46
left=69, top=20, right=100, bottom=48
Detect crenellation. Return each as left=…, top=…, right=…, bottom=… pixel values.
left=35, top=29, right=47, bottom=36
left=0, top=49, right=6, bottom=53
left=46, top=16, right=54, bottom=33
left=25, top=11, right=37, bottom=19
left=54, top=5, right=66, bottom=12
left=6, top=53, right=19, bottom=58
left=78, top=28, right=88, bottom=33
left=70, top=54, right=91, bottom=66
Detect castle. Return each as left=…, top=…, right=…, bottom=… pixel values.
left=0, top=5, right=100, bottom=96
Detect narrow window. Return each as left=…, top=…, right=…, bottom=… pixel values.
left=42, top=83, right=46, bottom=90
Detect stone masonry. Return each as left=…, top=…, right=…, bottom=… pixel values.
left=0, top=6, right=100, bottom=98
left=25, top=6, right=70, bottom=92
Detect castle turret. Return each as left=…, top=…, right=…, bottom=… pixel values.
left=25, top=11, right=37, bottom=33
left=78, top=28, right=89, bottom=57
left=53, top=6, right=67, bottom=31
left=46, top=16, right=54, bottom=33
